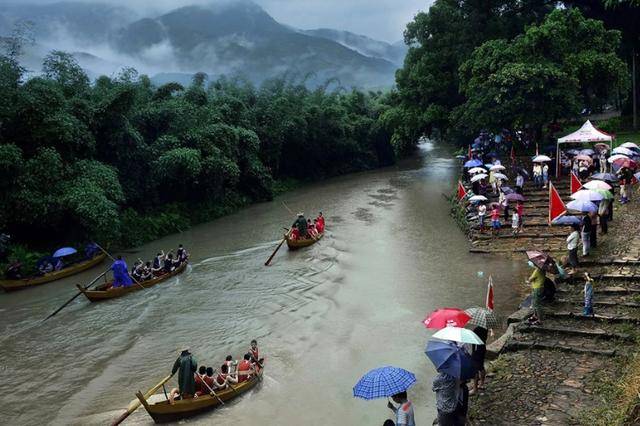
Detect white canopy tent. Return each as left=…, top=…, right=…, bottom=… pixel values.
left=556, top=120, right=613, bottom=177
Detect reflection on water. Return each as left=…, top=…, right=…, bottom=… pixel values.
left=0, top=142, right=526, bottom=425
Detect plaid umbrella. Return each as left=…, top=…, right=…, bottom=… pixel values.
left=353, top=366, right=416, bottom=400
left=464, top=307, right=499, bottom=329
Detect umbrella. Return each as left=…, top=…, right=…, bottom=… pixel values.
left=635, top=172, right=640, bottom=181
left=489, top=165, right=506, bottom=171
left=592, top=189, right=613, bottom=200
left=570, top=190, right=604, bottom=202
left=532, top=155, right=552, bottom=163
left=612, top=147, right=635, bottom=157
left=580, top=148, right=596, bottom=155
left=505, top=193, right=525, bottom=202
left=595, top=143, right=610, bottom=150
left=353, top=366, right=417, bottom=400
left=464, top=159, right=483, bottom=168
left=492, top=173, right=508, bottom=181
left=52, top=247, right=77, bottom=258
left=566, top=149, right=580, bottom=156
left=470, top=173, right=488, bottom=182
left=608, top=154, right=629, bottom=163
left=621, top=142, right=639, bottom=149
left=464, top=307, right=499, bottom=329
left=526, top=250, right=559, bottom=274
left=468, top=167, right=486, bottom=174
left=500, top=186, right=515, bottom=195
left=469, top=195, right=488, bottom=202
left=552, top=216, right=582, bottom=226
left=432, top=326, right=484, bottom=345
left=612, top=158, right=638, bottom=169
left=566, top=199, right=597, bottom=213
left=423, top=308, right=471, bottom=329
left=575, top=154, right=593, bottom=163
left=591, top=173, right=618, bottom=182
left=484, top=163, right=494, bottom=169
left=425, top=340, right=476, bottom=380
left=582, top=180, right=612, bottom=190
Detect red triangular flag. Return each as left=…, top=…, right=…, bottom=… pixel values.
left=570, top=172, right=583, bottom=194
left=549, top=182, right=567, bottom=225
left=457, top=181, right=467, bottom=200
left=486, top=276, right=494, bottom=311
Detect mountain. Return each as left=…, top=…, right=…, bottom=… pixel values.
left=302, top=28, right=407, bottom=66
left=0, top=1, right=400, bottom=88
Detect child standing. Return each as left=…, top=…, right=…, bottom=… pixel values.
left=490, top=205, right=501, bottom=236
left=583, top=272, right=594, bottom=317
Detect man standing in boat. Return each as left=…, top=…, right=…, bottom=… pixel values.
left=169, top=347, right=198, bottom=403
left=111, top=255, right=133, bottom=288
left=293, top=213, right=308, bottom=238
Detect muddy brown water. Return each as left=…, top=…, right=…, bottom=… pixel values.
left=0, top=142, right=527, bottom=425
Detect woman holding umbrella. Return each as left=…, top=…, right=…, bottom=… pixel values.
left=525, top=251, right=557, bottom=325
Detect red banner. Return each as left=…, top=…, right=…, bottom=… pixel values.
left=570, top=172, right=583, bottom=194
left=457, top=181, right=467, bottom=200
left=486, top=276, right=494, bottom=311
left=549, top=182, right=567, bottom=225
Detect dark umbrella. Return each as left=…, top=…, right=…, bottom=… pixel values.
left=505, top=193, right=525, bottom=202
left=551, top=216, right=582, bottom=226
left=591, top=173, right=618, bottom=183
left=500, top=186, right=515, bottom=195
left=425, top=340, right=476, bottom=380
left=526, top=250, right=559, bottom=274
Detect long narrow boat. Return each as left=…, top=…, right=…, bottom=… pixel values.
left=136, top=368, right=264, bottom=423
left=285, top=230, right=324, bottom=250
left=0, top=253, right=107, bottom=292
left=77, top=262, right=188, bottom=302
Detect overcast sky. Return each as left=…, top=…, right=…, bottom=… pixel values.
left=16, top=0, right=432, bottom=42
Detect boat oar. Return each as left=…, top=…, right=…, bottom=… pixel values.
left=265, top=237, right=286, bottom=266
left=42, top=267, right=110, bottom=322
left=94, top=242, right=146, bottom=291
left=111, top=374, right=173, bottom=426
left=198, top=371, right=226, bottom=406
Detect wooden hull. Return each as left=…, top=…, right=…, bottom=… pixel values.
left=0, top=253, right=107, bottom=292
left=285, top=232, right=323, bottom=250
left=78, top=262, right=188, bottom=302
left=138, top=370, right=263, bottom=423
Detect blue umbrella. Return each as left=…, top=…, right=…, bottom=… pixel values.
left=464, top=159, right=482, bottom=168
left=353, top=366, right=417, bottom=400
left=52, top=247, right=77, bottom=258
left=425, top=340, right=476, bottom=380
left=591, top=173, right=618, bottom=182
left=552, top=216, right=582, bottom=226
left=566, top=200, right=597, bottom=213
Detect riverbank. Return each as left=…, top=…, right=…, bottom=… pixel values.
left=456, top=172, right=640, bottom=424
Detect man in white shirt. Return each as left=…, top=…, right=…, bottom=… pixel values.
left=567, top=224, right=580, bottom=272
left=477, top=203, right=487, bottom=232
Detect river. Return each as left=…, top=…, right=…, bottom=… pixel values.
left=0, top=142, right=526, bottom=425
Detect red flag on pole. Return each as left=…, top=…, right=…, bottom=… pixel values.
left=486, top=276, right=494, bottom=311
left=570, top=172, right=583, bottom=194
left=549, top=182, right=567, bottom=225
left=457, top=181, right=467, bottom=200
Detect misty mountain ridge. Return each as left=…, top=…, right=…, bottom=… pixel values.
left=0, top=1, right=404, bottom=88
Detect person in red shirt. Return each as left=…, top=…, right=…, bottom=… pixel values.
left=516, top=201, right=524, bottom=233
left=490, top=205, right=501, bottom=236
left=196, top=367, right=216, bottom=396
left=194, top=366, right=206, bottom=397
left=237, top=353, right=254, bottom=383
left=316, top=212, right=325, bottom=232
left=290, top=224, right=300, bottom=240
left=249, top=339, right=259, bottom=364
left=215, top=364, right=238, bottom=389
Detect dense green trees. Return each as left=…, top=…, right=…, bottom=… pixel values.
left=0, top=50, right=396, bottom=248
left=392, top=1, right=633, bottom=144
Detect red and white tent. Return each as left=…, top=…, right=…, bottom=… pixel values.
left=556, top=120, right=614, bottom=177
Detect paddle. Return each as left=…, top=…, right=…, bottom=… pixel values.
left=111, top=374, right=173, bottom=426
left=94, top=243, right=146, bottom=291
left=198, top=370, right=226, bottom=406
left=265, top=237, right=286, bottom=266
left=41, top=266, right=111, bottom=322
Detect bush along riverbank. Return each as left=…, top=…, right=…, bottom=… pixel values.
left=457, top=174, right=640, bottom=424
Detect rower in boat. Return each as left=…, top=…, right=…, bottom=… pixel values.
left=141, top=261, right=153, bottom=280
left=176, top=244, right=189, bottom=264
left=195, top=367, right=216, bottom=397
left=249, top=339, right=260, bottom=364
left=316, top=212, right=325, bottom=233
left=215, top=364, right=238, bottom=389
left=237, top=353, right=255, bottom=383
left=293, top=213, right=308, bottom=238
left=169, top=347, right=198, bottom=404
left=152, top=252, right=165, bottom=275
left=163, top=252, right=179, bottom=273
left=111, top=255, right=133, bottom=288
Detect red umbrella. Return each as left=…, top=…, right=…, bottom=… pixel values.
left=613, top=158, right=638, bottom=170
left=423, top=308, right=471, bottom=329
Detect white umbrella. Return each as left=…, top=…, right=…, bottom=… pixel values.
left=532, top=155, right=552, bottom=163
left=621, top=142, right=639, bottom=149
left=608, top=154, right=629, bottom=163
left=469, top=195, right=488, bottom=202
left=583, top=180, right=612, bottom=191
left=470, top=174, right=488, bottom=182
left=468, top=167, right=486, bottom=175
left=432, top=327, right=484, bottom=345
left=490, top=164, right=506, bottom=171
left=492, top=173, right=508, bottom=181
left=612, top=147, right=635, bottom=157
left=570, top=189, right=604, bottom=202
